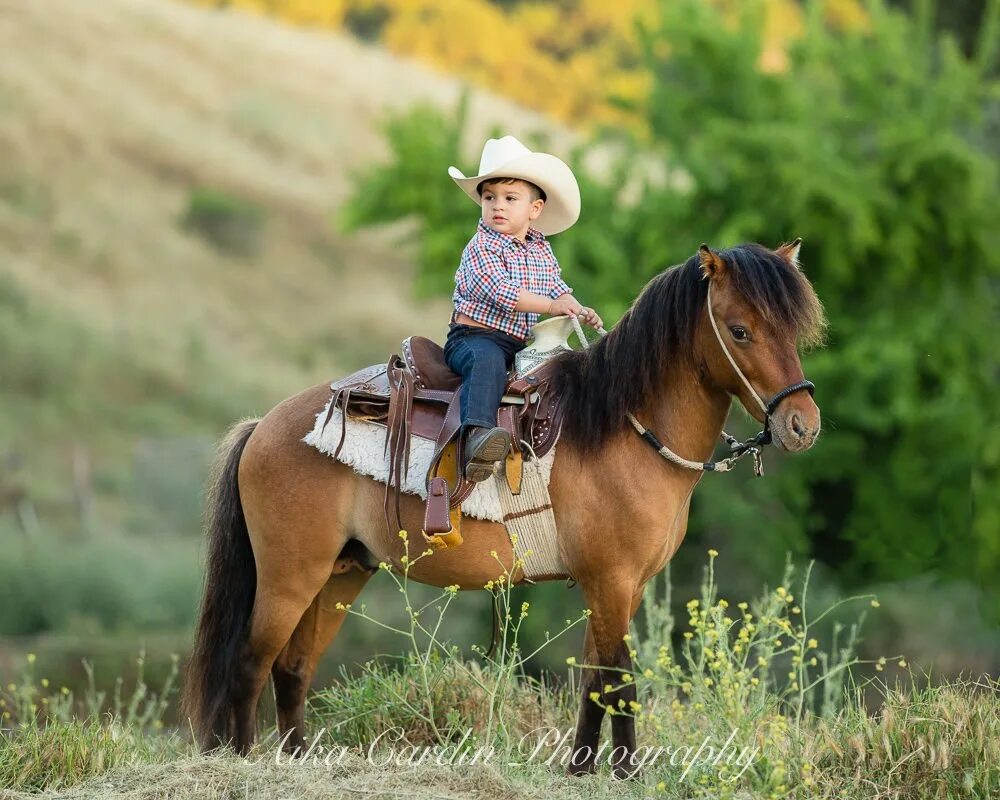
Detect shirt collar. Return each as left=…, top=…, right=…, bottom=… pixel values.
left=477, top=218, right=545, bottom=249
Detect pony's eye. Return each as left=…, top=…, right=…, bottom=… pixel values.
left=730, top=326, right=750, bottom=342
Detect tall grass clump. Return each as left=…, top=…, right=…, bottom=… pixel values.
left=0, top=650, right=185, bottom=791
left=808, top=677, right=1000, bottom=799
left=591, top=550, right=906, bottom=796
left=310, top=530, right=586, bottom=754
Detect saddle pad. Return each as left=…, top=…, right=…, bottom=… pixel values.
left=303, top=401, right=558, bottom=524
left=492, top=458, right=568, bottom=580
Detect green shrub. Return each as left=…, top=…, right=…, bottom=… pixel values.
left=180, top=187, right=266, bottom=257
left=0, top=651, right=184, bottom=792
left=0, top=525, right=200, bottom=636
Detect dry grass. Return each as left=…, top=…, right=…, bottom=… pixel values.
left=0, top=0, right=579, bottom=504
left=0, top=0, right=571, bottom=387
left=0, top=748, right=604, bottom=800
left=4, top=678, right=997, bottom=800
left=1, top=0, right=436, bottom=391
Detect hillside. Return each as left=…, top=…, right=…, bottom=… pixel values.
left=0, top=0, right=572, bottom=514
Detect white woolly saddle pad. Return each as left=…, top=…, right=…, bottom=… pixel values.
left=303, top=402, right=558, bottom=525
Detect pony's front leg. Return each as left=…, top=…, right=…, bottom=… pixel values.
left=569, top=581, right=643, bottom=779
left=569, top=621, right=603, bottom=775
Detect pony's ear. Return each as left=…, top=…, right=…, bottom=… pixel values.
left=698, top=244, right=726, bottom=279
left=776, top=238, right=802, bottom=268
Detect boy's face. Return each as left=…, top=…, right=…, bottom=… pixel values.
left=480, top=180, right=544, bottom=240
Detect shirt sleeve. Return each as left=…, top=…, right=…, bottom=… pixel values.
left=462, top=242, right=520, bottom=313
left=546, top=245, right=573, bottom=299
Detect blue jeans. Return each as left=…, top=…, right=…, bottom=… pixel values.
left=443, top=323, right=525, bottom=431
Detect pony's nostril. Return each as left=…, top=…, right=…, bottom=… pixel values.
left=791, top=414, right=805, bottom=437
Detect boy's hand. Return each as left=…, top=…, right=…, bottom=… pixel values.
left=580, top=307, right=603, bottom=329
left=548, top=294, right=603, bottom=330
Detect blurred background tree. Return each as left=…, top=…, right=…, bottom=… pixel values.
left=191, top=0, right=875, bottom=130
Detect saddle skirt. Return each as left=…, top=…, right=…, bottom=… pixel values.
left=303, top=335, right=567, bottom=543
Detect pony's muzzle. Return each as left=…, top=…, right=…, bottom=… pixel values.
left=772, top=399, right=821, bottom=452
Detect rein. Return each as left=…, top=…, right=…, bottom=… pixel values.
left=566, top=282, right=814, bottom=476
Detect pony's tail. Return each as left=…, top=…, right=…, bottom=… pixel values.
left=183, top=418, right=260, bottom=751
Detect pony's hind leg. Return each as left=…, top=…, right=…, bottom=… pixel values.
left=230, top=563, right=335, bottom=754
left=271, top=568, right=372, bottom=754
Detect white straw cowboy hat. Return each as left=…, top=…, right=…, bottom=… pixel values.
left=448, top=135, right=581, bottom=235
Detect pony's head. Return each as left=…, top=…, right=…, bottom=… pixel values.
left=555, top=239, right=826, bottom=455
left=695, top=240, right=825, bottom=452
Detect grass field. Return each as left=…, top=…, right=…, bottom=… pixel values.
left=2, top=559, right=998, bottom=799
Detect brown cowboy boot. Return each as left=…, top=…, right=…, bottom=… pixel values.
left=463, top=425, right=511, bottom=482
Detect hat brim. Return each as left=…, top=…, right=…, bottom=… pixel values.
left=448, top=153, right=580, bottom=236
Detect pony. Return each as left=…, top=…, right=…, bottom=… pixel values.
left=182, top=240, right=825, bottom=778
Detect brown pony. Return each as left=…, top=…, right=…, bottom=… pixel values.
left=183, top=241, right=825, bottom=777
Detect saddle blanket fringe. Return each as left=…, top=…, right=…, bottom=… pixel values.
left=303, top=402, right=558, bottom=525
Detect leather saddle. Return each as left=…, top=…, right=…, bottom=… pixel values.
left=316, top=336, right=565, bottom=547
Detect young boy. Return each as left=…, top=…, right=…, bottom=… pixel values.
left=445, top=135, right=602, bottom=482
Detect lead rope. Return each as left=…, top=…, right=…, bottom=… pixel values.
left=567, top=300, right=766, bottom=476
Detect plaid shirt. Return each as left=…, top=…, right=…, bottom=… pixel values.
left=452, top=219, right=573, bottom=341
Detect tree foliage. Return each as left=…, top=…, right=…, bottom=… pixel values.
left=343, top=0, right=999, bottom=598
left=189, top=0, right=870, bottom=131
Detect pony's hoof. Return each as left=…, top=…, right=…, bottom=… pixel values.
left=566, top=761, right=597, bottom=777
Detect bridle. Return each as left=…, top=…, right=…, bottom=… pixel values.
left=568, top=282, right=815, bottom=476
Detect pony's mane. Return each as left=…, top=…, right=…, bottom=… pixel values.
left=552, top=243, right=826, bottom=451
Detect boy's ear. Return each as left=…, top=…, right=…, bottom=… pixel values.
left=698, top=244, right=726, bottom=280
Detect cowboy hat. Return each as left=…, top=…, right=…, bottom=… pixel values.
left=448, top=135, right=581, bottom=235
